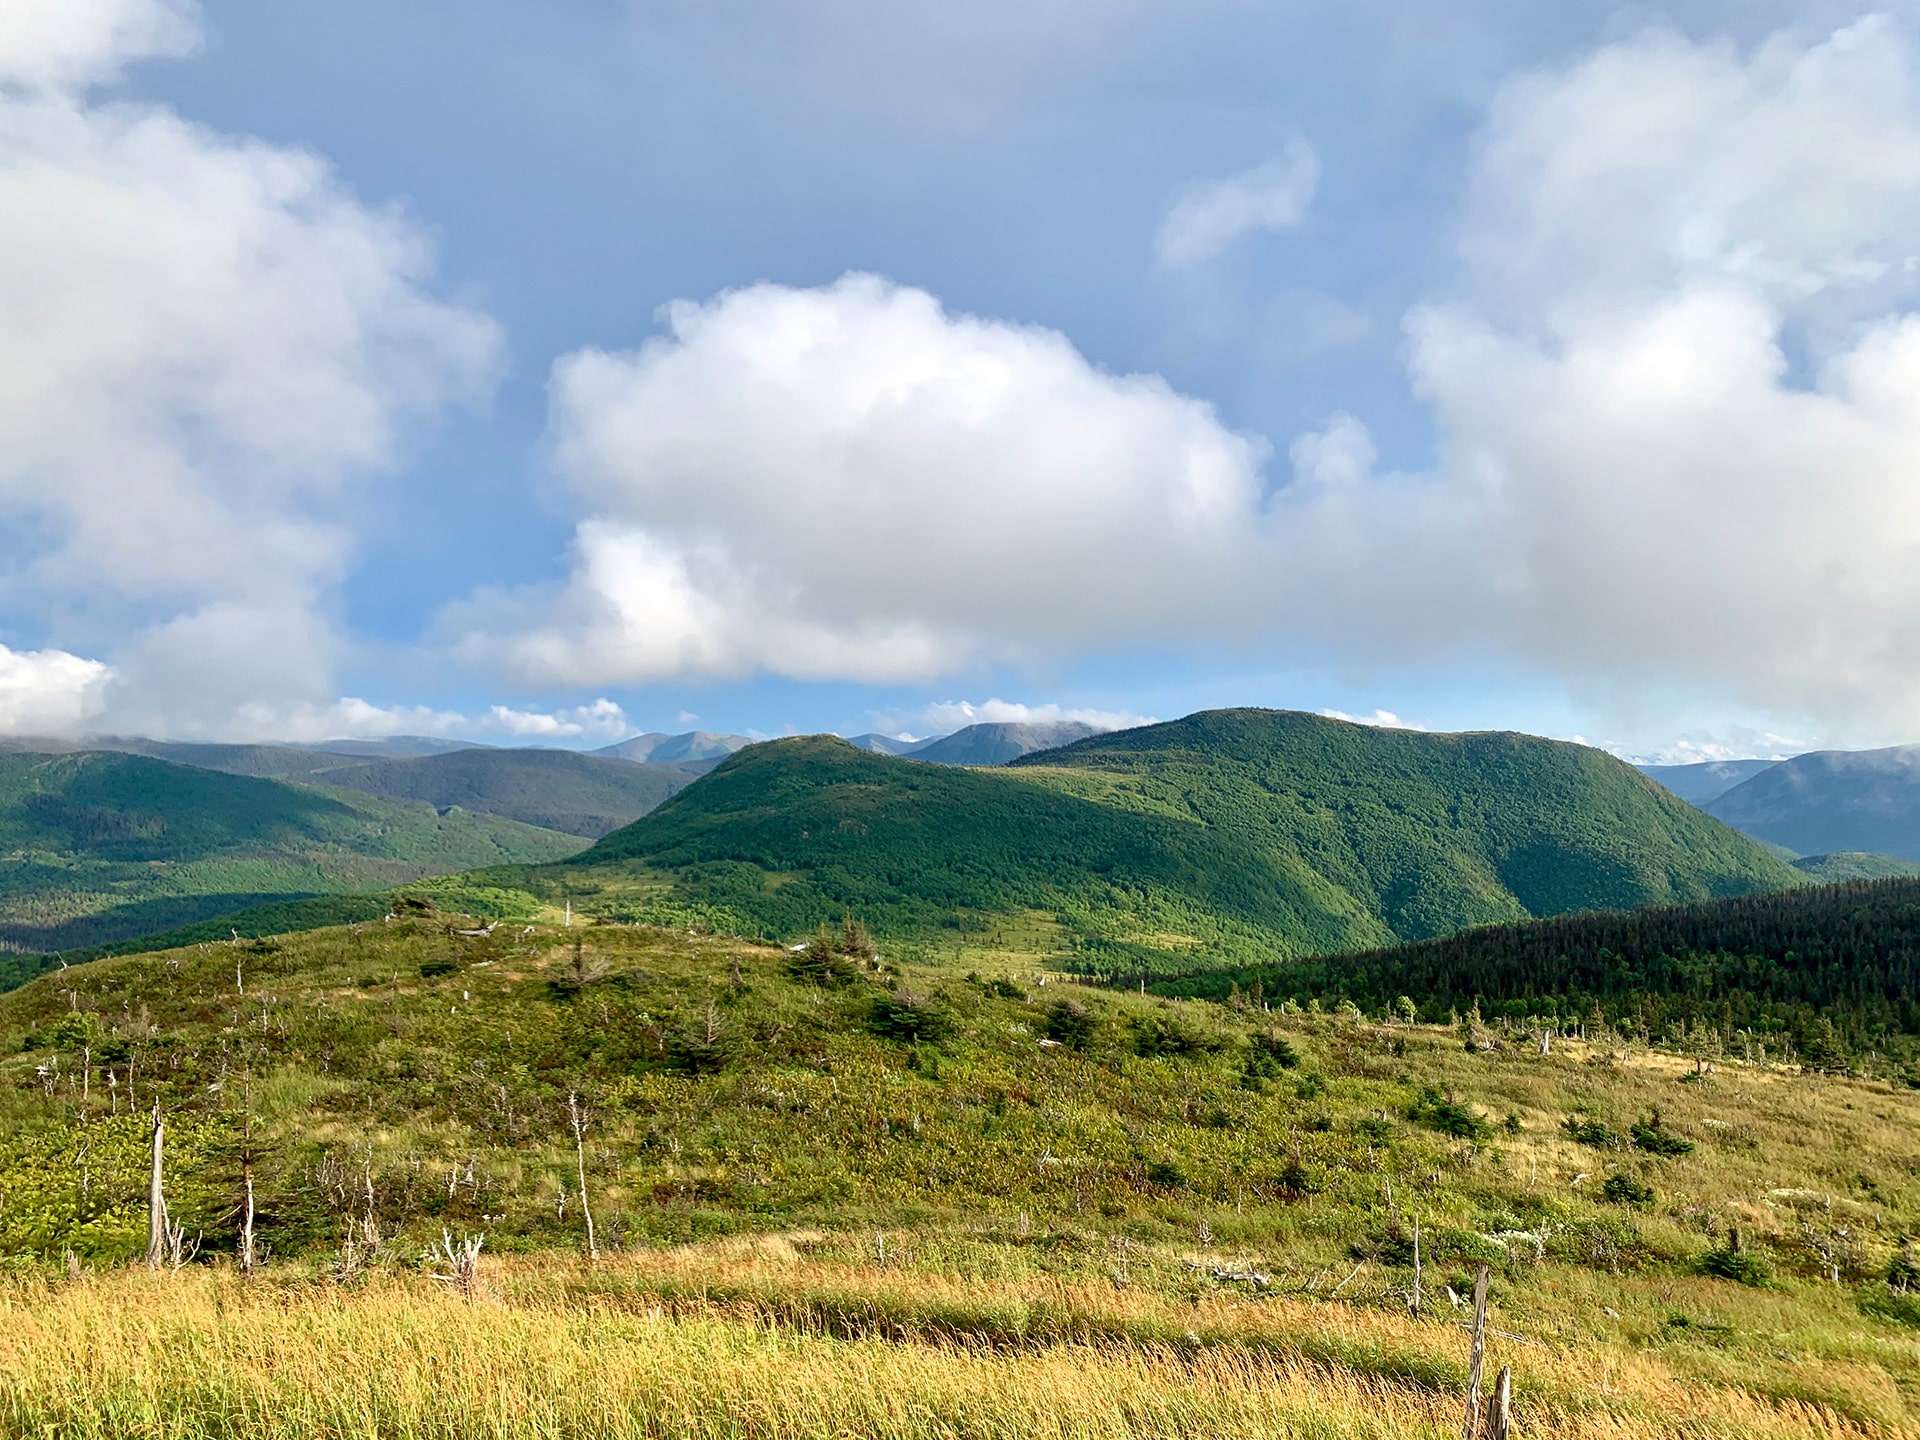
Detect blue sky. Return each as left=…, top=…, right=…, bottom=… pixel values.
left=3, top=0, right=1920, bottom=758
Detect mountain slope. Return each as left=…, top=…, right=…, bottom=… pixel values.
left=595, top=731, right=751, bottom=763
left=578, top=709, right=1801, bottom=973
left=1637, top=758, right=1779, bottom=806
left=1705, top=746, right=1920, bottom=861
left=908, top=720, right=1106, bottom=765
left=311, top=748, right=708, bottom=837
left=0, top=751, right=583, bottom=954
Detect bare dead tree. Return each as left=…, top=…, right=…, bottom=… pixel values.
left=145, top=1102, right=167, bottom=1269
left=568, top=1091, right=598, bottom=1259
left=429, top=1229, right=485, bottom=1300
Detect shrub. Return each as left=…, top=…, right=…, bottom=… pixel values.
left=1130, top=1012, right=1213, bottom=1058
left=1562, top=1115, right=1616, bottom=1147
left=1630, top=1109, right=1695, bottom=1156
left=1408, top=1086, right=1491, bottom=1141
left=869, top=992, right=954, bottom=1044
left=1699, top=1245, right=1771, bottom=1286
left=1043, top=1000, right=1098, bottom=1051
left=1860, top=1282, right=1920, bottom=1327
left=1144, top=1159, right=1187, bottom=1189
left=1601, top=1172, right=1654, bottom=1207
left=419, top=958, right=459, bottom=979
left=787, top=931, right=861, bottom=988
left=1243, top=1032, right=1299, bottom=1083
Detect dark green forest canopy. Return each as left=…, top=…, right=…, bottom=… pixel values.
left=577, top=709, right=1800, bottom=973
left=1160, top=876, right=1920, bottom=1061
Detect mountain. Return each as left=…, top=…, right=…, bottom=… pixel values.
left=907, top=720, right=1108, bottom=765
left=1162, top=877, right=1920, bottom=1063
left=286, top=736, right=484, bottom=759
left=1705, top=746, right=1920, bottom=861
left=310, top=747, right=708, bottom=837
left=1636, top=758, right=1779, bottom=806
left=595, top=731, right=752, bottom=763
left=0, top=751, right=583, bottom=955
left=576, top=708, right=1802, bottom=974
left=843, top=733, right=933, bottom=756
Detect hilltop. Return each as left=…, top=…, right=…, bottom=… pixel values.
left=0, top=751, right=582, bottom=961
left=574, top=709, right=1802, bottom=974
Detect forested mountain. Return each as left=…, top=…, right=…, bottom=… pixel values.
left=0, top=752, right=582, bottom=955
left=308, top=748, right=707, bottom=837
left=1636, top=758, right=1779, bottom=806
left=1705, top=746, right=1920, bottom=861
left=577, top=709, right=1801, bottom=973
left=1162, top=877, right=1920, bottom=1064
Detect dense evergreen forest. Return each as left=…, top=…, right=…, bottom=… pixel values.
left=1161, top=877, right=1920, bottom=1070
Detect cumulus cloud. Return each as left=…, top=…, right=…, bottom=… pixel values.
left=0, top=0, right=500, bottom=738
left=0, top=0, right=197, bottom=92
left=1153, top=139, right=1318, bottom=267
left=460, top=273, right=1273, bottom=686
left=1319, top=708, right=1426, bottom=731
left=0, top=643, right=115, bottom=735
left=485, top=698, right=629, bottom=740
left=1394, top=15, right=1920, bottom=735
left=912, top=698, right=1153, bottom=733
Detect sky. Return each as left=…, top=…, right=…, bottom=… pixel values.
left=4, top=0, right=1920, bottom=760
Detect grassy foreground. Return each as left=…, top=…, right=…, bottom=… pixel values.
left=0, top=1247, right=1886, bottom=1440
left=7, top=915, right=1920, bottom=1435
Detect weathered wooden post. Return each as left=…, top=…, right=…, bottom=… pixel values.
left=1488, top=1364, right=1512, bottom=1439
left=1463, top=1264, right=1490, bottom=1437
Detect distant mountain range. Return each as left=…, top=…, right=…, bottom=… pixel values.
left=1699, top=747, right=1920, bottom=863
left=1635, top=758, right=1779, bottom=806
left=579, top=709, right=1799, bottom=973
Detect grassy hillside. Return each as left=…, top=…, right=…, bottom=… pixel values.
left=2, top=916, right=1918, bottom=1435
left=0, top=752, right=583, bottom=957
left=1161, top=877, right=1920, bottom=1070
left=578, top=710, right=1803, bottom=975
left=1792, top=851, right=1920, bottom=882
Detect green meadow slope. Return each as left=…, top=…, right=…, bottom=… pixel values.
left=0, top=751, right=584, bottom=958
left=575, top=709, right=1802, bottom=974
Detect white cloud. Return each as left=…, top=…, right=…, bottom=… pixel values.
left=1390, top=15, right=1920, bottom=735
left=1153, top=139, right=1318, bottom=267
left=485, top=698, right=629, bottom=740
left=0, top=0, right=501, bottom=739
left=0, top=0, right=197, bottom=92
left=1319, top=708, right=1427, bottom=731
left=0, top=642, right=114, bottom=735
left=460, top=273, right=1273, bottom=686
left=912, top=698, right=1153, bottom=733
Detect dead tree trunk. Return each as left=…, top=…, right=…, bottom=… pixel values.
left=145, top=1104, right=167, bottom=1269
left=239, top=1159, right=258, bottom=1277
left=1463, top=1264, right=1490, bottom=1438
left=1487, top=1364, right=1512, bottom=1440
left=569, top=1091, right=598, bottom=1260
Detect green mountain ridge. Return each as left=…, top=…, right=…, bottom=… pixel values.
left=0, top=751, right=584, bottom=957
left=575, top=708, right=1803, bottom=973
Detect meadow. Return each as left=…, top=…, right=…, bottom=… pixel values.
left=4, top=911, right=1920, bottom=1435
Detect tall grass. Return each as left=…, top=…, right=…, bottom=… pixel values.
left=0, top=1259, right=1887, bottom=1440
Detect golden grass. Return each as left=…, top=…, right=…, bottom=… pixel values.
left=0, top=1252, right=1897, bottom=1440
